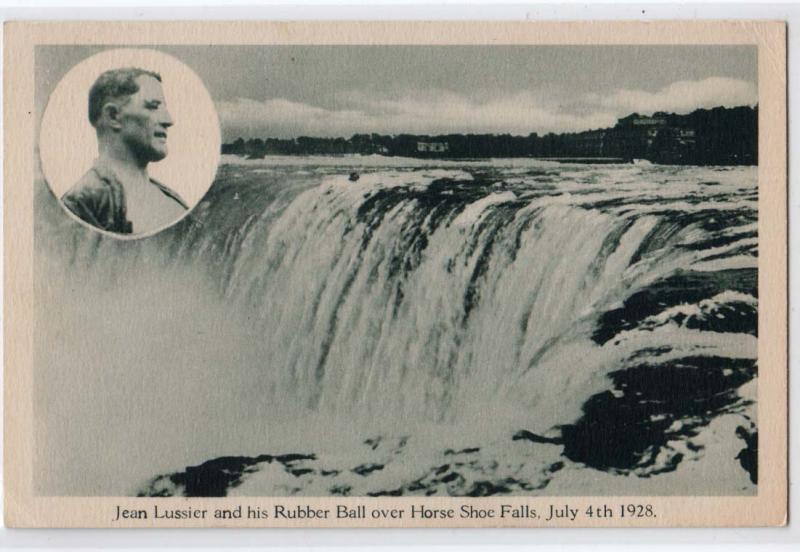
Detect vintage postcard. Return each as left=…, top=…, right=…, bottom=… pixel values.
left=4, top=21, right=787, bottom=528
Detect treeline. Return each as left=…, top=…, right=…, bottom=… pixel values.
left=222, top=106, right=757, bottom=165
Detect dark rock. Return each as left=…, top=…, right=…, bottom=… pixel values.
left=735, top=425, right=758, bottom=484
left=330, top=485, right=352, bottom=496
left=172, top=454, right=273, bottom=497
left=139, top=452, right=315, bottom=497
left=559, top=356, right=756, bottom=474
left=440, top=472, right=461, bottom=483
left=512, top=430, right=563, bottom=445
left=275, top=453, right=316, bottom=464
left=352, top=463, right=384, bottom=476
left=593, top=268, right=757, bottom=344
left=467, top=480, right=511, bottom=496
left=368, top=488, right=404, bottom=497
left=444, top=447, right=480, bottom=455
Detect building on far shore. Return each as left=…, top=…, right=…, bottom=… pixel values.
left=417, top=141, right=450, bottom=154
left=221, top=106, right=756, bottom=165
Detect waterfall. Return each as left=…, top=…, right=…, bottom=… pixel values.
left=33, top=160, right=759, bottom=496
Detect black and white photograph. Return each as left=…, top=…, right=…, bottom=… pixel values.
left=38, top=48, right=221, bottom=237
left=34, top=42, right=762, bottom=496
left=4, top=20, right=787, bottom=529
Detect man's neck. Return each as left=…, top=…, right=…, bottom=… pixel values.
left=97, top=141, right=150, bottom=187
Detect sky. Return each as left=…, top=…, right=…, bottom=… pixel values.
left=38, top=45, right=758, bottom=141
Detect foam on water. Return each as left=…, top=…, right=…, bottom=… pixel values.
left=34, top=159, right=758, bottom=496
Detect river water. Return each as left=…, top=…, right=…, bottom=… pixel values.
left=34, top=156, right=758, bottom=497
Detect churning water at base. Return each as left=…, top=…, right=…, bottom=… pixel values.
left=34, top=157, right=758, bottom=497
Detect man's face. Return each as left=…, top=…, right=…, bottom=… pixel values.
left=117, top=75, right=173, bottom=163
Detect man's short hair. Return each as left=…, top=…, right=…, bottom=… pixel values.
left=88, top=67, right=162, bottom=128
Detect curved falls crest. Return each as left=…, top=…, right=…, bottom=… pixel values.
left=35, top=160, right=759, bottom=496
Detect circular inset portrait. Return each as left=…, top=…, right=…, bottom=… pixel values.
left=39, top=48, right=221, bottom=238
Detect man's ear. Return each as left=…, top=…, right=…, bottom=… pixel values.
left=101, top=102, right=122, bottom=130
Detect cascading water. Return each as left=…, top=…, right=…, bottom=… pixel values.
left=34, top=157, right=758, bottom=497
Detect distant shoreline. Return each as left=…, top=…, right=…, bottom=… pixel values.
left=219, top=153, right=758, bottom=169
left=224, top=154, right=630, bottom=164
left=223, top=106, right=757, bottom=167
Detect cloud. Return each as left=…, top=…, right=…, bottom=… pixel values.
left=217, top=77, right=757, bottom=139
left=588, top=77, right=757, bottom=116
left=218, top=91, right=615, bottom=140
